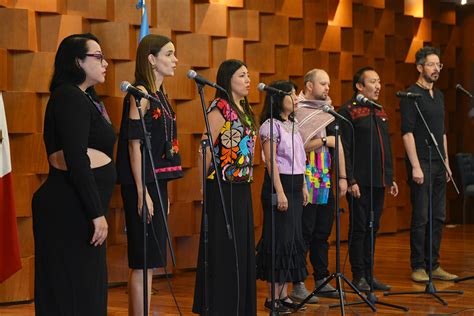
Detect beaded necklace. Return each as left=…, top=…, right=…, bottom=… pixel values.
left=153, top=90, right=177, bottom=159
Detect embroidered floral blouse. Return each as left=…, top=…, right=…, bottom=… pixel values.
left=207, top=98, right=256, bottom=183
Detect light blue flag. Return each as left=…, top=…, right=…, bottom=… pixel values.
left=137, top=0, right=149, bottom=42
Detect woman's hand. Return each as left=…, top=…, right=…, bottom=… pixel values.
left=339, top=178, right=348, bottom=197
left=137, top=189, right=154, bottom=222
left=348, top=183, right=361, bottom=198
left=277, top=191, right=288, bottom=211
left=302, top=184, right=309, bottom=206
left=91, top=216, right=108, bottom=247
left=390, top=181, right=399, bottom=197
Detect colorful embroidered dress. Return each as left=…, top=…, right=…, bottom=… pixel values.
left=207, top=98, right=256, bottom=183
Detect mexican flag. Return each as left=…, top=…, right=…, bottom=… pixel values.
left=0, top=92, right=21, bottom=283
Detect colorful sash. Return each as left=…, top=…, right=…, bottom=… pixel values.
left=305, top=149, right=331, bottom=204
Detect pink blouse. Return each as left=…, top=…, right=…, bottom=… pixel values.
left=259, top=119, right=306, bottom=175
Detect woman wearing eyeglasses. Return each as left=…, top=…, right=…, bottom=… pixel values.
left=32, top=33, right=114, bottom=315
left=116, top=34, right=183, bottom=315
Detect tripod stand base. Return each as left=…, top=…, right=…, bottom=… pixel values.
left=384, top=281, right=463, bottom=306
left=454, top=275, right=474, bottom=283
left=343, top=291, right=409, bottom=311
left=295, top=272, right=376, bottom=316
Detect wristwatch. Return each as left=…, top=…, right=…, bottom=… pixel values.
left=321, top=136, right=327, bottom=146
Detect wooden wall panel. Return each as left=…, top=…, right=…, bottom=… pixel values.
left=0, top=256, right=34, bottom=303
left=195, top=3, right=228, bottom=36
left=175, top=33, right=211, bottom=67
left=156, top=0, right=193, bottom=32
left=9, top=52, right=55, bottom=92
left=0, top=0, right=467, bottom=302
left=66, top=0, right=110, bottom=20
left=38, top=14, right=84, bottom=52
left=0, top=8, right=37, bottom=51
left=229, top=9, right=259, bottom=41
left=0, top=49, right=6, bottom=90
left=11, top=0, right=66, bottom=13
left=3, top=92, right=40, bottom=133
left=12, top=174, right=41, bottom=218
left=90, top=22, right=133, bottom=60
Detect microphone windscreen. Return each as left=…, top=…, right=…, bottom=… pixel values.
left=120, top=81, right=131, bottom=92
left=187, top=69, right=197, bottom=79
left=322, top=105, right=331, bottom=113
left=257, top=82, right=266, bottom=91
left=355, top=94, right=365, bottom=103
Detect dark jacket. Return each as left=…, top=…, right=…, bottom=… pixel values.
left=338, top=97, right=394, bottom=188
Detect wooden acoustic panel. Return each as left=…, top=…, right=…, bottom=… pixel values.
left=0, top=8, right=37, bottom=51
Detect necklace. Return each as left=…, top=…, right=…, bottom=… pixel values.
left=152, top=91, right=177, bottom=160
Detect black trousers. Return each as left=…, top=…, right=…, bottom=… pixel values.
left=347, top=186, right=385, bottom=280
left=300, top=189, right=335, bottom=281
left=406, top=159, right=446, bottom=271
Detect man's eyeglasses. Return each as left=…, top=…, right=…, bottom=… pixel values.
left=85, top=53, right=106, bottom=63
left=424, top=62, right=443, bottom=70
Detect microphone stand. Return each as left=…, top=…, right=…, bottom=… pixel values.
left=200, top=138, right=210, bottom=315
left=134, top=96, right=177, bottom=316
left=195, top=82, right=233, bottom=315
left=384, top=98, right=462, bottom=305
left=343, top=102, right=408, bottom=312
left=295, top=122, right=376, bottom=315
left=268, top=94, right=278, bottom=316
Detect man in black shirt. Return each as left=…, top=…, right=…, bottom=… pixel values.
left=400, top=46, right=457, bottom=283
left=339, top=67, right=398, bottom=292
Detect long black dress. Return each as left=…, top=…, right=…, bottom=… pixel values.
left=193, top=98, right=257, bottom=316
left=32, top=84, right=116, bottom=316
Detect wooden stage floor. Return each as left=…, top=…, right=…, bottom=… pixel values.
left=3, top=225, right=474, bottom=315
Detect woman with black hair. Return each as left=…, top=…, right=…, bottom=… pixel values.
left=116, top=34, right=183, bottom=315
left=32, top=33, right=114, bottom=315
left=255, top=81, right=309, bottom=313
left=193, top=59, right=257, bottom=315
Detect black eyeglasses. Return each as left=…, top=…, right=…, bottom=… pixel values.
left=85, top=53, right=106, bottom=63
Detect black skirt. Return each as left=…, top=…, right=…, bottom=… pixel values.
left=121, top=179, right=169, bottom=269
left=256, top=173, right=308, bottom=283
left=193, top=180, right=256, bottom=316
left=32, top=163, right=116, bottom=316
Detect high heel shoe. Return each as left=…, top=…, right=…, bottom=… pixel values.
left=264, top=298, right=292, bottom=314
left=280, top=296, right=307, bottom=311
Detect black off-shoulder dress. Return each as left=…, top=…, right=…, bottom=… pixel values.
left=32, top=84, right=116, bottom=316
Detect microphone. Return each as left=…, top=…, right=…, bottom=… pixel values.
left=356, top=94, right=382, bottom=110
left=257, top=83, right=291, bottom=96
left=456, top=84, right=473, bottom=98
left=396, top=91, right=423, bottom=99
left=187, top=70, right=226, bottom=92
left=120, top=81, right=159, bottom=102
left=322, top=105, right=352, bottom=125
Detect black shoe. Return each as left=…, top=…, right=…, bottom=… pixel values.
left=280, top=296, right=307, bottom=311
left=352, top=277, right=370, bottom=292
left=264, top=299, right=292, bottom=314
left=369, top=277, right=391, bottom=291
